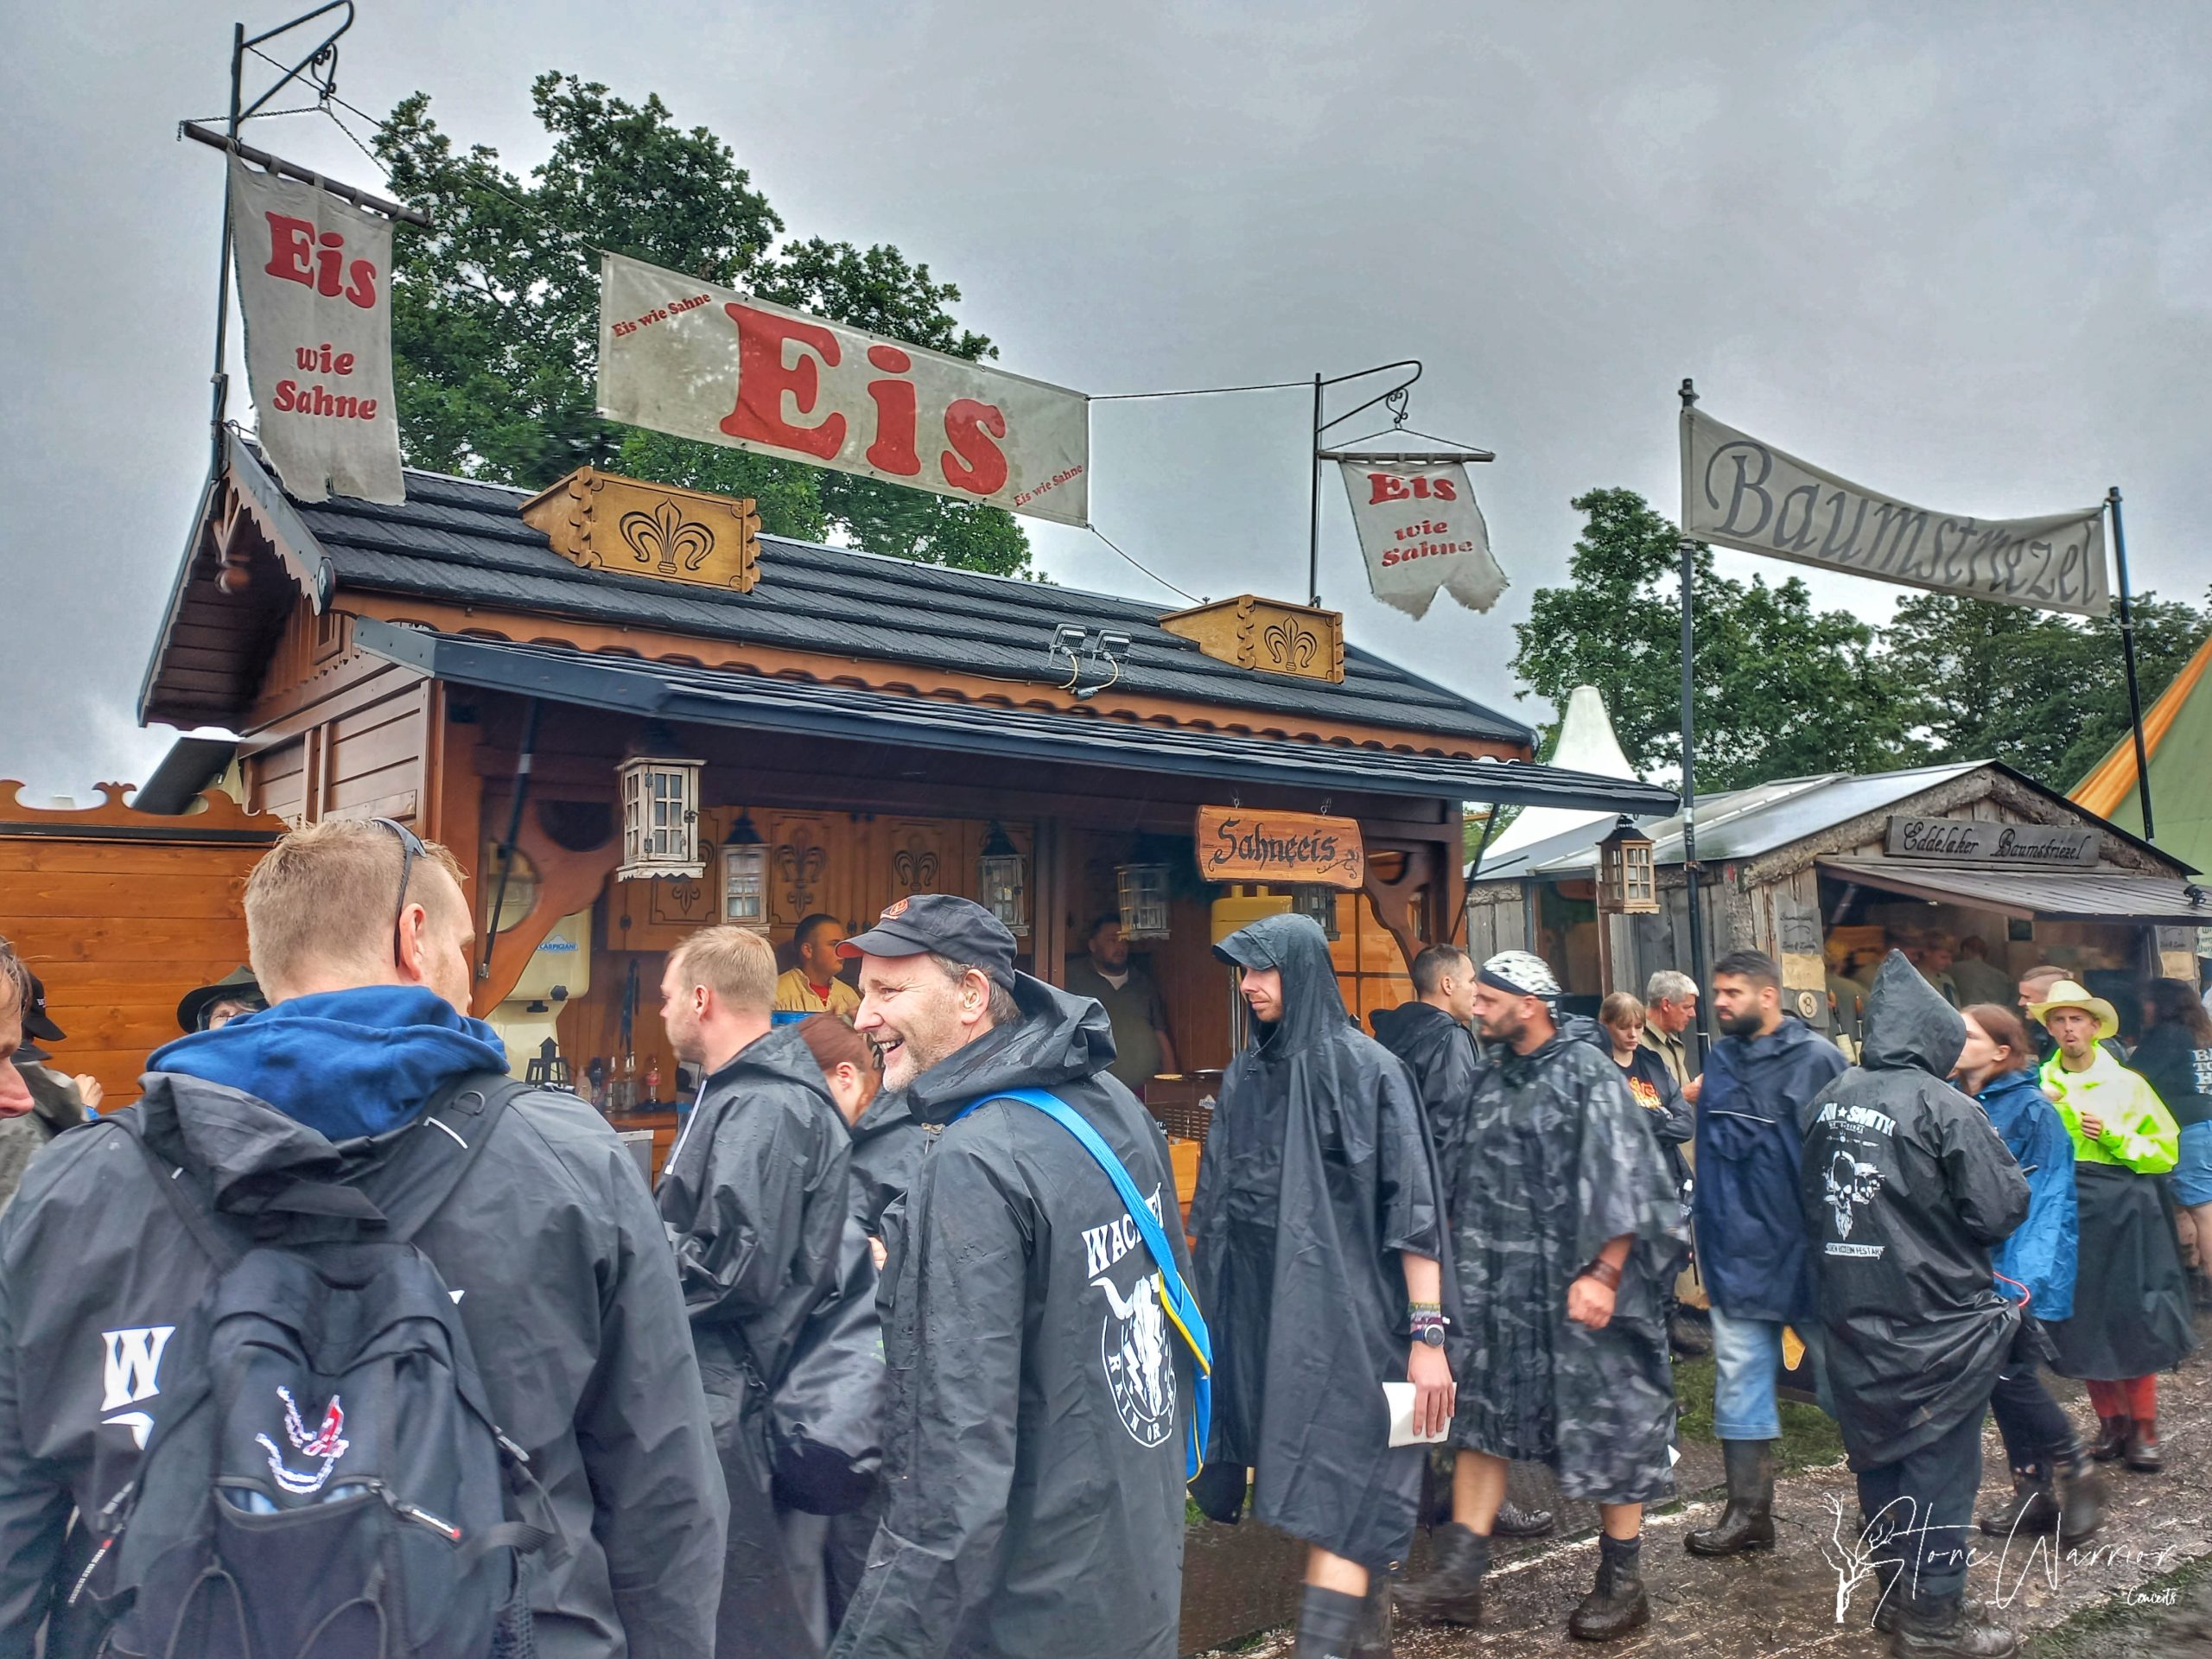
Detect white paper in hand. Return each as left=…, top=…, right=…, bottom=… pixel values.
left=1384, top=1381, right=1448, bottom=1447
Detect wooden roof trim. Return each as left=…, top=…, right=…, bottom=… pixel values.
left=340, top=594, right=1525, bottom=761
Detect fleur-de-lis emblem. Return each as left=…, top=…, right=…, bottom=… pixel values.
left=618, top=499, right=715, bottom=576
left=1263, top=620, right=1318, bottom=670
left=778, top=837, right=828, bottom=913
left=892, top=845, right=941, bottom=893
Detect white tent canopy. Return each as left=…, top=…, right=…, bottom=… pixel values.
left=1477, top=684, right=1642, bottom=868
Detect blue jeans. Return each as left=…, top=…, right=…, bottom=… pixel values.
left=1709, top=1306, right=1784, bottom=1441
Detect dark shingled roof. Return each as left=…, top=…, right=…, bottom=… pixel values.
left=289, top=461, right=1533, bottom=749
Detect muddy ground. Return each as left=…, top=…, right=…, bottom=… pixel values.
left=1185, top=1313, right=2212, bottom=1656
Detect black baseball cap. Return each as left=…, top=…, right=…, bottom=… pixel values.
left=839, top=894, right=1017, bottom=988
left=19, top=971, right=64, bottom=1045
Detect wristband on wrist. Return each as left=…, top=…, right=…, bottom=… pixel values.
left=1582, top=1259, right=1623, bottom=1291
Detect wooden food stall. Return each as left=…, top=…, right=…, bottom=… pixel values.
left=136, top=434, right=1671, bottom=1183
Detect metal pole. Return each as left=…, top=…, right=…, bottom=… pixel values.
left=208, top=21, right=245, bottom=450
left=1677, top=378, right=1710, bottom=1065
left=2107, top=486, right=2157, bottom=842
left=479, top=698, right=543, bottom=982
left=1308, top=372, right=1324, bottom=607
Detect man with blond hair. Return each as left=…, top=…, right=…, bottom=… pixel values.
left=0, top=817, right=725, bottom=1657
left=658, top=924, right=860, bottom=1658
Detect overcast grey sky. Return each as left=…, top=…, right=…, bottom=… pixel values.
left=3, top=2, right=2207, bottom=797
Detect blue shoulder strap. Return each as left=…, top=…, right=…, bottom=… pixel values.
left=957, top=1087, right=1211, bottom=1479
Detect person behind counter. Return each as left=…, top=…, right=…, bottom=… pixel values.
left=1064, top=914, right=1177, bottom=1094
left=777, top=913, right=861, bottom=1017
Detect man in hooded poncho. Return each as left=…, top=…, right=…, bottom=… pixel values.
left=1798, top=953, right=2030, bottom=1659
left=1191, top=912, right=1456, bottom=1659
left=1397, top=951, right=1688, bottom=1643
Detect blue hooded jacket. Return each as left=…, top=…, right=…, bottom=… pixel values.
left=1974, top=1067, right=2077, bottom=1320
left=147, top=984, right=508, bottom=1141
left=1694, top=1014, right=1850, bottom=1321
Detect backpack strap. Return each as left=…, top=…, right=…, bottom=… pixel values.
left=382, top=1071, right=530, bottom=1246
left=954, top=1087, right=1213, bottom=1479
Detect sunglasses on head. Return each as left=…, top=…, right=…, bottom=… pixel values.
left=372, top=817, right=429, bottom=969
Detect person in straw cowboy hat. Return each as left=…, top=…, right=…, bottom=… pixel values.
left=2030, top=977, right=2196, bottom=1471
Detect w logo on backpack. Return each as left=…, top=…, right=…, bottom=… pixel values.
left=78, top=1075, right=554, bottom=1659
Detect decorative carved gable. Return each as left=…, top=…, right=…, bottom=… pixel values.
left=1160, top=594, right=1345, bottom=683
left=519, top=467, right=760, bottom=592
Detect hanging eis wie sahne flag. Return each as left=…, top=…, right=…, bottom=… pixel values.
left=226, top=155, right=404, bottom=505
left=1338, top=459, right=1507, bottom=619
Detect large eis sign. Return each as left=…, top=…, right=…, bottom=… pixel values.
left=597, top=252, right=1090, bottom=527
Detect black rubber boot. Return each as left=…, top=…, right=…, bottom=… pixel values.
left=2051, top=1446, right=2107, bottom=1544
left=1395, top=1523, right=1490, bottom=1626
left=1976, top=1470, right=2056, bottom=1537
left=1350, top=1573, right=1394, bottom=1659
left=1294, top=1586, right=1369, bottom=1659
left=2090, top=1414, right=2129, bottom=1461
left=2124, top=1419, right=2163, bottom=1472
left=1494, top=1498, right=1556, bottom=1537
left=1568, top=1532, right=1650, bottom=1642
left=1685, top=1440, right=1777, bottom=1555
left=1892, top=1588, right=2019, bottom=1657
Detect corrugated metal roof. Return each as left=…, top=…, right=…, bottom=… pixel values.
left=1475, top=763, right=1985, bottom=879
left=1819, top=857, right=2212, bottom=925
left=353, top=620, right=1678, bottom=813
left=289, top=459, right=1534, bottom=747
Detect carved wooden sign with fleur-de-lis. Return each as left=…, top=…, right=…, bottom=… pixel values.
left=619, top=499, right=715, bottom=576
left=519, top=467, right=762, bottom=592
left=1262, top=618, right=1319, bottom=671
left=891, top=842, right=942, bottom=894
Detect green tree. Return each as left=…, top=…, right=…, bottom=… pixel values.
left=1510, top=488, right=1910, bottom=792
left=374, top=73, right=1032, bottom=575
left=1883, top=588, right=2212, bottom=788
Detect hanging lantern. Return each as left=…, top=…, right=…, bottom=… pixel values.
left=1597, top=816, right=1660, bottom=915
left=1290, top=884, right=1341, bottom=940
left=1115, top=861, right=1173, bottom=941
left=720, top=810, right=769, bottom=931
left=617, top=754, right=705, bottom=880
left=976, top=821, right=1028, bottom=937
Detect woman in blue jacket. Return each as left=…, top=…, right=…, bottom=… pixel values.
left=1957, top=1004, right=2103, bottom=1544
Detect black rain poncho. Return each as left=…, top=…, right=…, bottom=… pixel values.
left=657, top=1023, right=857, bottom=1659
left=1192, top=913, right=1449, bottom=1570
left=830, top=976, right=1194, bottom=1659
left=1370, top=1000, right=1479, bottom=1220
left=1445, top=1018, right=1688, bottom=1503
left=1796, top=954, right=2031, bottom=1469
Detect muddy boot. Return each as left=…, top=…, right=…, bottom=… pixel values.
left=2089, top=1414, right=2130, bottom=1462
left=1685, top=1440, right=1776, bottom=1555
left=1294, top=1586, right=1368, bottom=1659
left=1892, top=1589, right=2018, bottom=1657
left=2123, top=1419, right=2163, bottom=1472
left=1568, top=1533, right=1650, bottom=1642
left=1976, top=1469, right=2056, bottom=1537
left=1351, top=1573, right=1394, bottom=1659
left=1870, top=1555, right=1905, bottom=1636
left=1494, top=1498, right=1556, bottom=1537
left=1395, top=1523, right=1490, bottom=1626
left=2051, top=1447, right=2107, bottom=1544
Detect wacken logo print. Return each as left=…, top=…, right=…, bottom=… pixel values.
left=1095, top=1272, right=1178, bottom=1448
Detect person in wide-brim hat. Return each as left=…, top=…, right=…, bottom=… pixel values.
left=2028, top=980, right=2121, bottom=1041
left=2033, top=976, right=2193, bottom=1474
left=175, top=966, right=265, bottom=1033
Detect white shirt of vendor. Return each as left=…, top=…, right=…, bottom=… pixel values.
left=773, top=966, right=860, bottom=1017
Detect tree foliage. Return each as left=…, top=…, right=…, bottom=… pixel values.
left=374, top=73, right=1032, bottom=575
left=1511, top=488, right=1908, bottom=791
left=1514, top=488, right=2212, bottom=796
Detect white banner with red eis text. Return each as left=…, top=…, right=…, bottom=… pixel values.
left=1337, top=459, right=1506, bottom=620
left=597, top=252, right=1090, bottom=527
left=227, top=156, right=404, bottom=505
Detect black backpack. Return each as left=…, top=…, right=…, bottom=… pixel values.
left=79, top=1073, right=555, bottom=1659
